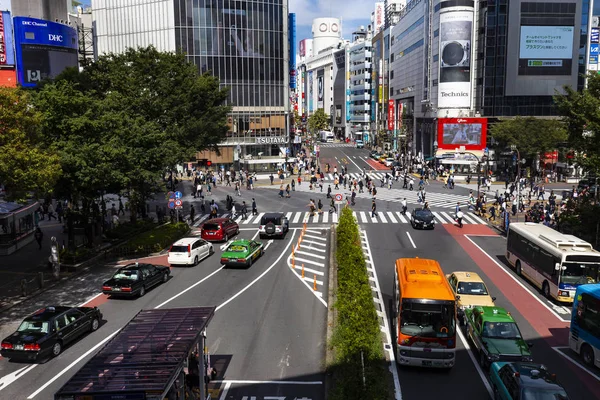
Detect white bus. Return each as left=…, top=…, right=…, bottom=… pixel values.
left=506, top=222, right=600, bottom=303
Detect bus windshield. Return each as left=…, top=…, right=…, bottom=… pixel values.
left=561, top=261, right=600, bottom=285
left=400, top=300, right=455, bottom=338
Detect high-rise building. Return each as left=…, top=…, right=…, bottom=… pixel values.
left=348, top=27, right=374, bottom=140
left=92, top=0, right=290, bottom=171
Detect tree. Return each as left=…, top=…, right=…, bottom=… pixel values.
left=554, top=72, right=600, bottom=175
left=0, top=87, right=61, bottom=202
left=489, top=116, right=567, bottom=162
left=34, top=46, right=231, bottom=223
left=307, top=108, right=330, bottom=133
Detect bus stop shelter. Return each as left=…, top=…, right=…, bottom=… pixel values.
left=54, top=306, right=216, bottom=400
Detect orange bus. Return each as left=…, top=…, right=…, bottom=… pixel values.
left=392, top=258, right=457, bottom=369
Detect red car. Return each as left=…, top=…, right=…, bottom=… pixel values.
left=200, top=218, right=239, bottom=242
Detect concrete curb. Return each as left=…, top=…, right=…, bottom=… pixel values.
left=324, top=223, right=338, bottom=398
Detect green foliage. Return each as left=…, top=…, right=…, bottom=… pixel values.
left=307, top=108, right=330, bottom=133
left=105, top=220, right=158, bottom=241
left=125, top=222, right=189, bottom=254
left=489, top=116, right=567, bottom=161
left=559, top=198, right=600, bottom=248
left=330, top=207, right=390, bottom=400
left=32, top=46, right=230, bottom=219
left=0, top=87, right=62, bottom=202
left=554, top=72, right=600, bottom=175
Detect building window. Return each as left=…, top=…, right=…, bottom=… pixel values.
left=433, top=54, right=438, bottom=62
left=434, top=29, right=439, bottom=37
left=391, top=53, right=395, bottom=62
left=390, top=70, right=394, bottom=79
left=433, top=79, right=438, bottom=86
left=396, top=16, right=425, bottom=42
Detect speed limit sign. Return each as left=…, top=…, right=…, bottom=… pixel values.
left=334, top=193, right=343, bottom=204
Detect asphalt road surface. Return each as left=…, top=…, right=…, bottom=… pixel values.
left=0, top=223, right=328, bottom=400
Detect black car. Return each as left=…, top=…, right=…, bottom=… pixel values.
left=0, top=306, right=103, bottom=361
left=410, top=208, right=435, bottom=229
left=259, top=213, right=290, bottom=239
left=102, top=263, right=170, bottom=298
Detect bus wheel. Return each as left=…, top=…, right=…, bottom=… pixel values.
left=515, top=260, right=522, bottom=276
left=542, top=281, right=550, bottom=299
left=581, top=344, right=595, bottom=367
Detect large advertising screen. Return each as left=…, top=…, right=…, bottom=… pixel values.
left=13, top=17, right=78, bottom=87
left=288, top=13, right=296, bottom=90
left=317, top=69, right=324, bottom=109
left=518, top=26, right=573, bottom=76
left=0, top=11, right=15, bottom=66
left=308, top=70, right=314, bottom=112
left=437, top=118, right=487, bottom=151
left=438, top=10, right=473, bottom=109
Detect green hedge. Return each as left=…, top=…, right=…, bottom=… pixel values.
left=118, top=222, right=190, bottom=254
left=330, top=207, right=390, bottom=400
left=105, top=220, right=158, bottom=241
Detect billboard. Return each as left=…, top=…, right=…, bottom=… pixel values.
left=0, top=11, right=15, bottom=66
left=308, top=70, right=314, bottom=112
left=299, top=39, right=306, bottom=57
left=438, top=10, right=473, bottom=109
left=437, top=118, right=487, bottom=151
left=288, top=13, right=297, bottom=90
left=590, top=27, right=599, bottom=70
left=387, top=99, right=395, bottom=131
left=317, top=68, right=324, bottom=109
left=374, top=3, right=385, bottom=34
left=13, top=17, right=78, bottom=88
left=518, top=26, right=574, bottom=76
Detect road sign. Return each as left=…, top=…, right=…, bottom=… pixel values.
left=168, top=201, right=175, bottom=209
left=168, top=191, right=175, bottom=200
left=175, top=191, right=183, bottom=199
left=334, top=193, right=343, bottom=204
left=175, top=199, right=183, bottom=207
left=484, top=147, right=489, bottom=154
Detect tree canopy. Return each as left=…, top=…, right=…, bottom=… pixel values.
left=554, top=72, right=600, bottom=174
left=32, top=46, right=231, bottom=215
left=0, top=87, right=61, bottom=202
left=489, top=116, right=567, bottom=161
left=307, top=108, right=330, bottom=133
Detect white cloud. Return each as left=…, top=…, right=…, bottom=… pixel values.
left=290, top=0, right=374, bottom=39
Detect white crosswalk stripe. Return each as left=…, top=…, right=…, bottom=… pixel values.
left=318, top=143, right=355, bottom=147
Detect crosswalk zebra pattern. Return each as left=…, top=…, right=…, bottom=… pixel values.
left=286, top=229, right=329, bottom=303
left=192, top=210, right=487, bottom=226
left=317, top=143, right=356, bottom=147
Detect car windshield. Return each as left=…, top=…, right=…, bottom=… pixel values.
left=399, top=300, right=456, bottom=338
left=457, top=281, right=489, bottom=295
left=482, top=321, right=522, bottom=339
left=17, top=320, right=49, bottom=334
left=202, top=223, right=220, bottom=231
left=522, top=387, right=569, bottom=400
left=170, top=245, right=188, bottom=253
left=561, top=262, right=600, bottom=285
left=415, top=210, right=433, bottom=218
left=228, top=245, right=247, bottom=252
left=113, top=269, right=140, bottom=281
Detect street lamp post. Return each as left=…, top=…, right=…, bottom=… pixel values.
left=459, top=150, right=481, bottom=200
left=433, top=140, right=438, bottom=178
left=511, top=145, right=521, bottom=212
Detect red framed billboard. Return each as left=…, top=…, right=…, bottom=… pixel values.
left=437, top=118, right=487, bottom=151
left=387, top=99, right=395, bottom=131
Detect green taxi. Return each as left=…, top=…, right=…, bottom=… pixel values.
left=465, top=306, right=533, bottom=370
left=220, top=239, right=264, bottom=268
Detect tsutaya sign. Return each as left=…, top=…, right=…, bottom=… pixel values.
left=255, top=136, right=289, bottom=144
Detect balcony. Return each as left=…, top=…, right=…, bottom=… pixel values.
left=351, top=82, right=371, bottom=91
left=350, top=114, right=371, bottom=123
left=349, top=103, right=371, bottom=112
left=350, top=61, right=372, bottom=72
left=350, top=92, right=371, bottom=101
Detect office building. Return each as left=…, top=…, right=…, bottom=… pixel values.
left=0, top=0, right=70, bottom=23
left=348, top=27, right=374, bottom=140
left=92, top=0, right=290, bottom=171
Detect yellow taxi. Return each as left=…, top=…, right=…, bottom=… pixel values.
left=447, top=271, right=496, bottom=325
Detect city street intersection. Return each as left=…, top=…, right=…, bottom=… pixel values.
left=0, top=144, right=598, bottom=400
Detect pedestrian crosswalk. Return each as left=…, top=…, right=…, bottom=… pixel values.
left=192, top=210, right=487, bottom=226
left=318, top=143, right=356, bottom=147
left=267, top=181, right=472, bottom=209
left=287, top=228, right=329, bottom=302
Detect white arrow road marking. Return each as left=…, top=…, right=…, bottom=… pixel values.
left=0, top=365, right=37, bottom=391
left=264, top=239, right=274, bottom=250
left=220, top=240, right=234, bottom=251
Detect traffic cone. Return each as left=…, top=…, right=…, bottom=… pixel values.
left=302, top=264, right=305, bottom=278
left=291, top=253, right=295, bottom=268
left=313, top=274, right=317, bottom=291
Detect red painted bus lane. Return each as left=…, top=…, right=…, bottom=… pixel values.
left=443, top=223, right=600, bottom=397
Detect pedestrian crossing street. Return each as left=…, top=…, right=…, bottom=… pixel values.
left=321, top=172, right=392, bottom=181
left=268, top=181, right=471, bottom=209
left=192, top=210, right=488, bottom=226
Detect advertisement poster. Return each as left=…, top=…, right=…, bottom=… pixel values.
left=518, top=25, right=573, bottom=75
left=299, top=39, right=306, bottom=57
left=437, top=118, right=487, bottom=151
left=438, top=10, right=473, bottom=109
left=374, top=3, right=385, bottom=34
left=288, top=13, right=296, bottom=90
left=0, top=11, right=15, bottom=65
left=308, top=71, right=314, bottom=112
left=387, top=99, right=395, bottom=131
left=317, top=68, right=324, bottom=109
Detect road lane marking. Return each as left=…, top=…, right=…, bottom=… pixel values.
left=264, top=240, right=274, bottom=250
left=292, top=212, right=302, bottom=223
left=464, top=235, right=570, bottom=323
left=216, top=231, right=297, bottom=312
left=406, top=232, right=416, bottom=249
left=551, top=347, right=600, bottom=383
left=457, top=328, right=494, bottom=398
left=213, top=380, right=323, bottom=384
left=0, top=365, right=37, bottom=392
left=396, top=212, right=407, bottom=223
left=78, top=292, right=103, bottom=307
left=220, top=240, right=234, bottom=251
left=361, top=230, right=402, bottom=400
left=218, top=381, right=232, bottom=400
left=155, top=266, right=225, bottom=309
left=303, top=233, right=325, bottom=241
left=291, top=256, right=325, bottom=268
left=377, top=212, right=388, bottom=223
left=295, top=250, right=326, bottom=259
left=387, top=212, right=398, bottom=223
left=251, top=230, right=260, bottom=240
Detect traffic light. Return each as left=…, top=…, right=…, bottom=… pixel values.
left=206, top=161, right=212, bottom=167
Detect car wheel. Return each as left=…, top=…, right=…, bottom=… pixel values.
left=581, top=344, right=595, bottom=366
left=236, top=228, right=240, bottom=235
left=515, top=260, right=522, bottom=276
left=479, top=351, right=487, bottom=369
left=139, top=285, right=146, bottom=297
left=209, top=246, right=214, bottom=255
left=224, top=233, right=228, bottom=242
left=52, top=341, right=62, bottom=357
left=247, top=258, right=252, bottom=268
left=194, top=256, right=199, bottom=266
left=90, top=318, right=100, bottom=332
left=542, top=281, right=550, bottom=299
left=162, top=273, right=168, bottom=283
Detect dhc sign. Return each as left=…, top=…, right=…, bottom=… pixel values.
left=48, top=34, right=63, bottom=42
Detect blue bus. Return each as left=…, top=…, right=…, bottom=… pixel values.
left=570, top=284, right=600, bottom=368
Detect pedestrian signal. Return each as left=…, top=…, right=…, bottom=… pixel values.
left=206, top=161, right=212, bottom=167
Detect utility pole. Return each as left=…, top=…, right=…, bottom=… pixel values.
left=511, top=145, right=521, bottom=212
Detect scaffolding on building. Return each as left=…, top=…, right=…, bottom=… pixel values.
left=78, top=24, right=94, bottom=66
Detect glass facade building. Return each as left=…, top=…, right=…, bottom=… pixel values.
left=174, top=0, right=289, bottom=161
